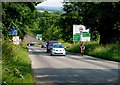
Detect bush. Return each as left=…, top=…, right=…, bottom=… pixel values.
left=2, top=41, right=35, bottom=84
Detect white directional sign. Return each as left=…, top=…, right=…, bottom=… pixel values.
left=13, top=36, right=20, bottom=44
left=73, top=25, right=86, bottom=35
left=73, top=25, right=90, bottom=42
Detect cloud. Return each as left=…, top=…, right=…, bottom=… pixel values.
left=36, top=0, right=63, bottom=7
left=45, top=0, right=63, bottom=2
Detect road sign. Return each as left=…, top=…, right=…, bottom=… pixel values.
left=73, top=25, right=90, bottom=42
left=82, top=32, right=90, bottom=37
left=81, top=32, right=90, bottom=41
left=36, top=34, right=42, bottom=40
left=73, top=25, right=86, bottom=35
left=73, top=34, right=80, bottom=42
left=11, top=26, right=18, bottom=35
left=13, top=36, right=19, bottom=44
left=73, top=25, right=86, bottom=42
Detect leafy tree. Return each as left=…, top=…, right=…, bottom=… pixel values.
left=2, top=2, right=39, bottom=40
left=61, top=2, right=120, bottom=44
left=36, top=11, right=62, bottom=41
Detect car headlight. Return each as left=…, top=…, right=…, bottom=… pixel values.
left=52, top=49, right=56, bottom=51
left=62, top=49, right=65, bottom=51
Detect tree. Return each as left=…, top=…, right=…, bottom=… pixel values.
left=36, top=11, right=62, bottom=41
left=2, top=2, right=39, bottom=40
left=61, top=2, right=120, bottom=44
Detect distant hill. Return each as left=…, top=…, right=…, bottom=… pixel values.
left=35, top=6, right=64, bottom=13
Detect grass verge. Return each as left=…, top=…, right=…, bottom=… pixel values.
left=60, top=40, right=119, bottom=62
left=2, top=41, right=35, bottom=84
left=85, top=42, right=119, bottom=62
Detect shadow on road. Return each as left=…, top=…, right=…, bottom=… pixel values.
left=28, top=47, right=49, bottom=56
left=29, top=51, right=49, bottom=56
left=33, top=68, right=119, bottom=85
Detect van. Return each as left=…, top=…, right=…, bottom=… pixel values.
left=46, top=40, right=57, bottom=52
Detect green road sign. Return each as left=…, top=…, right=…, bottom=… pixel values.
left=36, top=34, right=42, bottom=40
left=73, top=34, right=80, bottom=42
left=82, top=32, right=90, bottom=37
left=37, top=34, right=42, bottom=38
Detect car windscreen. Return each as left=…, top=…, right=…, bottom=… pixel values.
left=48, top=42, right=57, bottom=46
left=42, top=42, right=47, bottom=45
left=53, top=44, right=64, bottom=48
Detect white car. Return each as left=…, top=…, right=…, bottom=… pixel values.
left=50, top=43, right=66, bottom=56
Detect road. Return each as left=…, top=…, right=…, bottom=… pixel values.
left=28, top=46, right=119, bottom=85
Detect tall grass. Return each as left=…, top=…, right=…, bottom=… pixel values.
left=2, top=41, right=35, bottom=84
left=85, top=43, right=119, bottom=62
left=62, top=41, right=119, bottom=62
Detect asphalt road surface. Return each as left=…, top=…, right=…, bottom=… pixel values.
left=28, top=46, right=119, bottom=85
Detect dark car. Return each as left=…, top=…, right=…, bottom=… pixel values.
left=46, top=40, right=57, bottom=53
left=41, top=42, right=47, bottom=48
left=27, top=42, right=37, bottom=46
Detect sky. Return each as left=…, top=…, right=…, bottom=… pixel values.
left=36, top=0, right=64, bottom=7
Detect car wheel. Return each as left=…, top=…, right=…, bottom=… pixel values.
left=47, top=49, right=49, bottom=53
left=50, top=53, right=52, bottom=56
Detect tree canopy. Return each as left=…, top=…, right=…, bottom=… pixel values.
left=36, top=11, right=62, bottom=41
left=61, top=2, right=120, bottom=44
left=2, top=2, right=120, bottom=44
left=2, top=2, right=39, bottom=40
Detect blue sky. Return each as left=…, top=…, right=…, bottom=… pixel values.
left=36, top=0, right=64, bottom=7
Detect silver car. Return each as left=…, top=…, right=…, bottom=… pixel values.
left=50, top=43, right=66, bottom=56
